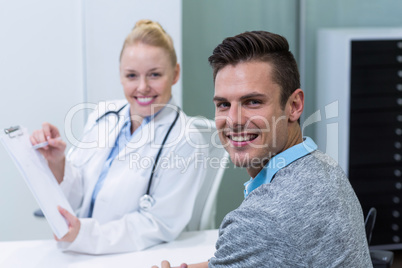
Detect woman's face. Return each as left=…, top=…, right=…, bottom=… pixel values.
left=120, top=43, right=180, bottom=118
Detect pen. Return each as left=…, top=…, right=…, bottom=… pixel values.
left=32, top=137, right=62, bottom=150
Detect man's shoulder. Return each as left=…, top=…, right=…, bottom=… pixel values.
left=243, top=150, right=352, bottom=214
left=276, top=149, right=347, bottom=184
left=293, top=149, right=341, bottom=172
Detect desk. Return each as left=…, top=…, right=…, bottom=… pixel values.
left=0, top=230, right=218, bottom=268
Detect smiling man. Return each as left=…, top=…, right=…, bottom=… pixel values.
left=154, top=31, right=372, bottom=268
left=213, top=60, right=301, bottom=178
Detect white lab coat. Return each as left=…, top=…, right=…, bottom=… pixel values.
left=58, top=99, right=207, bottom=254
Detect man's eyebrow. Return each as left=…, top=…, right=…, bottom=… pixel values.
left=213, top=96, right=227, bottom=102
left=239, top=93, right=266, bottom=100
left=213, top=93, right=266, bottom=102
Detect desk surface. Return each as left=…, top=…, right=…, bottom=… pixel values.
left=0, top=230, right=218, bottom=268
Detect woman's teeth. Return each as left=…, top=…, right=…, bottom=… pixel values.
left=137, top=97, right=153, bottom=103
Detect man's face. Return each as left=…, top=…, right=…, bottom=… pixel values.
left=214, top=61, right=291, bottom=177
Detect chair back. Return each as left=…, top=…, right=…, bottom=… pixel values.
left=365, top=207, right=394, bottom=268
left=185, top=117, right=229, bottom=231
left=365, top=207, right=377, bottom=245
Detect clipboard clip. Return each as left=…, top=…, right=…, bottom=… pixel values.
left=4, top=126, right=23, bottom=138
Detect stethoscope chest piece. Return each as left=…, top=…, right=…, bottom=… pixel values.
left=139, top=194, right=155, bottom=211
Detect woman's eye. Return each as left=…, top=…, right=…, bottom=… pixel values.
left=126, top=73, right=137, bottom=79
left=150, top=72, right=161, bottom=78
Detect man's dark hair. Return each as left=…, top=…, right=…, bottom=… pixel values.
left=208, top=31, right=300, bottom=109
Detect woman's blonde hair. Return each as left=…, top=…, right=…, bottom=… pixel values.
left=120, top=19, right=177, bottom=67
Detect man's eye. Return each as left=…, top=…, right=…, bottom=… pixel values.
left=216, top=102, right=230, bottom=109
left=246, top=99, right=262, bottom=106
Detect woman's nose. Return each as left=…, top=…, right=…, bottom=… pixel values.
left=137, top=77, right=150, bottom=93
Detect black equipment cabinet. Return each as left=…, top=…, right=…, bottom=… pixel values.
left=349, top=39, right=402, bottom=246
left=317, top=28, right=402, bottom=249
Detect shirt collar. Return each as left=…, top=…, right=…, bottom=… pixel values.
left=243, top=136, right=317, bottom=198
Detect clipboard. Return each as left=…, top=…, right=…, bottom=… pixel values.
left=0, top=125, right=74, bottom=239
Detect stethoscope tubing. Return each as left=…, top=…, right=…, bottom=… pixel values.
left=95, top=104, right=128, bottom=123
left=146, top=107, right=180, bottom=195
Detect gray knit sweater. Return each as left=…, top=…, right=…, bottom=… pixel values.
left=209, top=151, right=372, bottom=268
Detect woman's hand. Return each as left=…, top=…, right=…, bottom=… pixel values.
left=55, top=206, right=81, bottom=243
left=30, top=122, right=66, bottom=164
left=31, top=122, right=66, bottom=183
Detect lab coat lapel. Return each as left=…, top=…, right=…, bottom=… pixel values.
left=79, top=102, right=129, bottom=216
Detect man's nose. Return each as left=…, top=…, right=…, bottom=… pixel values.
left=227, top=103, right=247, bottom=129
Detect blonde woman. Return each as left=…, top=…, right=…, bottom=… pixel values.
left=31, top=20, right=206, bottom=254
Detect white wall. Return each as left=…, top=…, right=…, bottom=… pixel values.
left=0, top=0, right=182, bottom=241
left=0, top=0, right=84, bottom=241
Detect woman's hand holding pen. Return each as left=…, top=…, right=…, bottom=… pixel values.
left=30, top=122, right=66, bottom=162
left=30, top=122, right=66, bottom=183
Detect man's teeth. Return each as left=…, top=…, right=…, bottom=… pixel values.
left=230, top=135, right=256, bottom=142
left=137, top=97, right=153, bottom=103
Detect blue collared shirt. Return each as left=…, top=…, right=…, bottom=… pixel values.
left=88, top=105, right=158, bottom=217
left=243, top=137, right=318, bottom=199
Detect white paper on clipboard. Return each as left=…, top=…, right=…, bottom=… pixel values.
left=0, top=125, right=74, bottom=239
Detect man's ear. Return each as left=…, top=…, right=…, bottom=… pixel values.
left=287, top=89, right=304, bottom=122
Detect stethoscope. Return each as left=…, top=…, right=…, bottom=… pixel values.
left=68, top=103, right=181, bottom=211
left=96, top=103, right=181, bottom=210
left=95, top=104, right=129, bottom=123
